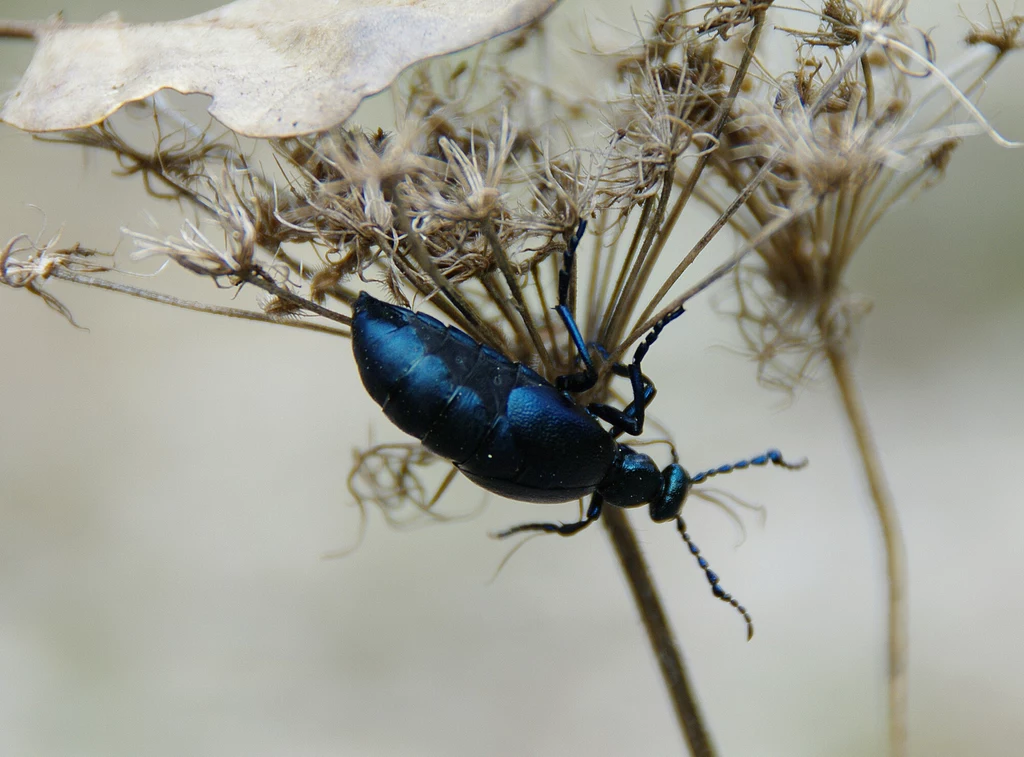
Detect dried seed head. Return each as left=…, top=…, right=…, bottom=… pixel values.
left=604, top=35, right=725, bottom=206
left=130, top=168, right=260, bottom=281
left=5, top=0, right=1022, bottom=502
left=857, top=0, right=910, bottom=31
left=1, top=233, right=113, bottom=326
left=705, top=1, right=1020, bottom=389
left=515, top=149, right=594, bottom=244
left=964, top=5, right=1024, bottom=56
left=752, top=91, right=898, bottom=200
left=283, top=123, right=433, bottom=236
left=415, top=115, right=514, bottom=222
left=680, top=1, right=771, bottom=40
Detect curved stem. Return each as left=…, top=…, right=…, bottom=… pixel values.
left=631, top=7, right=769, bottom=330
left=0, top=20, right=38, bottom=39
left=48, top=268, right=349, bottom=336
left=601, top=507, right=717, bottom=757
left=825, top=342, right=908, bottom=757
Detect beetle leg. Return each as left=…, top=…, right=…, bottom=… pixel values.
left=589, top=342, right=638, bottom=379
left=612, top=376, right=659, bottom=430
left=554, top=304, right=599, bottom=392
left=586, top=376, right=654, bottom=436
left=590, top=343, right=655, bottom=395
left=587, top=342, right=661, bottom=439
left=557, top=219, right=588, bottom=310
left=492, top=494, right=603, bottom=539
left=588, top=303, right=689, bottom=435
left=554, top=221, right=601, bottom=393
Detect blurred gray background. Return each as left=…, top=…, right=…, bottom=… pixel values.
left=1, top=1, right=1022, bottom=755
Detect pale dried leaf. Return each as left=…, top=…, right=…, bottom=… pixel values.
left=1, top=0, right=556, bottom=138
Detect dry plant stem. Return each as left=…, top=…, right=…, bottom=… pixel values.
left=825, top=340, right=908, bottom=757
left=481, top=219, right=553, bottom=369
left=242, top=269, right=352, bottom=326
left=622, top=186, right=809, bottom=355
left=49, top=268, right=349, bottom=337
left=389, top=190, right=503, bottom=347
left=0, top=21, right=38, bottom=39
left=630, top=7, right=769, bottom=331
left=601, top=506, right=716, bottom=757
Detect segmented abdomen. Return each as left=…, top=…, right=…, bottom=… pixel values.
left=351, top=292, right=615, bottom=503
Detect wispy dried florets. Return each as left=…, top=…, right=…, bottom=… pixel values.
left=6, top=11, right=1020, bottom=757
left=1, top=233, right=113, bottom=326
left=604, top=37, right=725, bottom=205
left=964, top=3, right=1024, bottom=56
left=3, top=0, right=1021, bottom=481
left=696, top=1, right=1020, bottom=389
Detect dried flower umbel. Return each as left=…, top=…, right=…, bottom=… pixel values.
left=2, top=2, right=1021, bottom=756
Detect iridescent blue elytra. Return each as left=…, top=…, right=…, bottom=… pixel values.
left=349, top=223, right=806, bottom=639
left=351, top=291, right=619, bottom=504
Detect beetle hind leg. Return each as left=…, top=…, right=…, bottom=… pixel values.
left=492, top=495, right=603, bottom=539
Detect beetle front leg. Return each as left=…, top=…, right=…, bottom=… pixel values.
left=554, top=305, right=599, bottom=393
left=492, top=494, right=603, bottom=539
left=586, top=364, right=650, bottom=436
left=554, top=221, right=602, bottom=394
left=587, top=303, right=689, bottom=436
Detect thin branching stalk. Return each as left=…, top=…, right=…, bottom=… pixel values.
left=602, top=506, right=717, bottom=757
left=825, top=340, right=908, bottom=757
left=50, top=268, right=350, bottom=336
left=0, top=20, right=36, bottom=38
left=632, top=6, right=771, bottom=330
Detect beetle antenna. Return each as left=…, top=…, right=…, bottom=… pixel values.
left=691, top=449, right=807, bottom=485
left=676, top=517, right=754, bottom=640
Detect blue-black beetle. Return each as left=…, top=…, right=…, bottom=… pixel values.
left=351, top=223, right=804, bottom=637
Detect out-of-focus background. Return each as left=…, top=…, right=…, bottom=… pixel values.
left=1, top=1, right=1022, bottom=755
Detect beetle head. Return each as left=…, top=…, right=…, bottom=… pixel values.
left=599, top=446, right=692, bottom=522
left=649, top=463, right=691, bottom=522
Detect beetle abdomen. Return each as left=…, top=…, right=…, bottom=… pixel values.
left=459, top=382, right=616, bottom=502
left=352, top=293, right=484, bottom=460
left=351, top=292, right=616, bottom=503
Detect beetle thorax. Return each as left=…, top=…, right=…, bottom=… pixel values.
left=597, top=445, right=665, bottom=509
